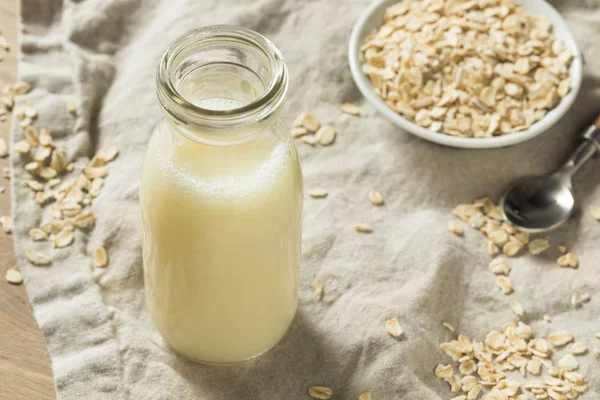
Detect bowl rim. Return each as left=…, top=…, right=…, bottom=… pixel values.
left=348, top=0, right=583, bottom=149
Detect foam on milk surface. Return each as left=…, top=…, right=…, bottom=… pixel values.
left=195, top=97, right=245, bottom=111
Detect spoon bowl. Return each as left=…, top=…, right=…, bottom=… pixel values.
left=501, top=175, right=575, bottom=232
left=500, top=114, right=600, bottom=232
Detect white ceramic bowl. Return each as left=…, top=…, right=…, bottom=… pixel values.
left=348, top=0, right=583, bottom=149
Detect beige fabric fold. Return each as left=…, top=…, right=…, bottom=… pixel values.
left=11, top=0, right=600, bottom=398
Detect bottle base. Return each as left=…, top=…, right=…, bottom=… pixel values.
left=160, top=305, right=298, bottom=365
left=172, top=346, right=271, bottom=366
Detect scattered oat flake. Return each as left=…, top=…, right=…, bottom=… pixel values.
left=15, top=140, right=31, bottom=154
left=5, top=268, right=23, bottom=284
left=459, top=367, right=478, bottom=384
left=20, top=117, right=33, bottom=128
left=527, top=358, right=542, bottom=375
left=570, top=293, right=590, bottom=307
left=315, top=125, right=336, bottom=146
left=24, top=161, right=40, bottom=175
left=35, top=190, right=53, bottom=205
left=442, top=322, right=455, bottom=332
left=24, top=105, right=37, bottom=119
left=489, top=230, right=508, bottom=246
left=590, top=206, right=600, bottom=220
left=26, top=249, right=51, bottom=265
left=467, top=385, right=481, bottom=400
left=509, top=300, right=524, bottom=317
left=369, top=191, right=384, bottom=206
left=293, top=112, right=320, bottom=132
left=495, top=275, right=514, bottom=295
left=440, top=341, right=463, bottom=361
left=557, top=252, right=578, bottom=268
left=488, top=258, right=511, bottom=275
left=358, top=393, right=371, bottom=400
left=28, top=228, right=48, bottom=241
left=557, top=245, right=567, bottom=254
left=543, top=314, right=552, bottom=323
left=487, top=241, right=499, bottom=256
left=26, top=180, right=44, bottom=191
left=14, top=81, right=31, bottom=95
left=102, top=146, right=119, bottom=162
left=485, top=330, right=505, bottom=351
left=445, top=373, right=462, bottom=393
left=60, top=201, right=82, bottom=217
left=315, top=279, right=323, bottom=300
left=308, top=386, right=333, bottom=400
left=83, top=166, right=107, bottom=179
left=93, top=247, right=108, bottom=268
left=448, top=221, right=463, bottom=236
left=435, top=364, right=454, bottom=379
left=0, top=215, right=12, bottom=233
left=571, top=342, right=587, bottom=355
left=341, top=103, right=360, bottom=116
left=354, top=223, right=373, bottom=233
left=528, top=238, right=550, bottom=255
left=90, top=178, right=104, bottom=194
left=453, top=204, right=478, bottom=222
left=53, top=228, right=74, bottom=248
left=549, top=330, right=574, bottom=347
left=39, top=167, right=57, bottom=180
left=460, top=373, right=477, bottom=389
left=291, top=127, right=309, bottom=138
left=385, top=317, right=404, bottom=338
left=559, top=354, right=579, bottom=371
left=24, top=126, right=39, bottom=146
left=502, top=241, right=522, bottom=257
left=308, top=188, right=328, bottom=198
left=593, top=348, right=600, bottom=358
left=75, top=210, right=96, bottom=228
left=66, top=103, right=76, bottom=113
left=88, top=154, right=105, bottom=168
left=50, top=150, right=68, bottom=172
left=33, top=146, right=52, bottom=162
left=39, top=129, right=54, bottom=148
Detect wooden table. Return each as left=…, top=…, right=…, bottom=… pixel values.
left=0, top=2, right=56, bottom=399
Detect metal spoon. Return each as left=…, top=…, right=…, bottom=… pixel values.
left=501, top=114, right=600, bottom=232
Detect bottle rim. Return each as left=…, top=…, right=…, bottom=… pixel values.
left=156, top=25, right=289, bottom=133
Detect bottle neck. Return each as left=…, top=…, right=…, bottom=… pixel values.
left=156, top=26, right=288, bottom=145
left=163, top=106, right=285, bottom=147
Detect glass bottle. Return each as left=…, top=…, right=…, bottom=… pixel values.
left=140, top=25, right=303, bottom=364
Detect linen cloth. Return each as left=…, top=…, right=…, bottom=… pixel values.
left=9, top=0, right=600, bottom=398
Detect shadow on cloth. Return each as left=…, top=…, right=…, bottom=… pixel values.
left=167, top=310, right=333, bottom=399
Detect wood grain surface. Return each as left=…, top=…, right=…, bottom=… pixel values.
left=0, top=1, right=56, bottom=399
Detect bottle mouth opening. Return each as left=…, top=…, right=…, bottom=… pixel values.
left=157, top=25, right=288, bottom=134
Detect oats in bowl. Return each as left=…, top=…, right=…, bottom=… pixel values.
left=359, top=0, right=574, bottom=139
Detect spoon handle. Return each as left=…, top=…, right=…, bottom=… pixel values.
left=557, top=115, right=600, bottom=179
left=583, top=114, right=600, bottom=151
